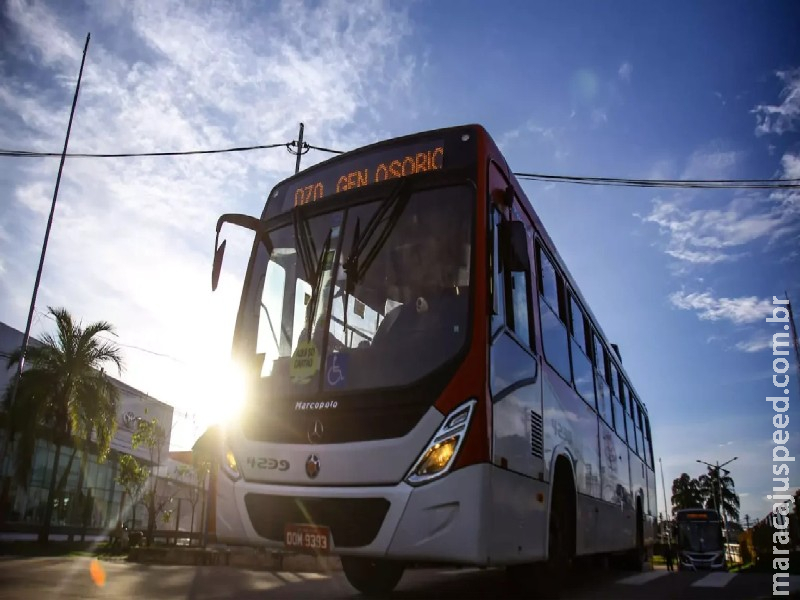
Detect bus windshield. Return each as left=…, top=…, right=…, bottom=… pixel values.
left=677, top=521, right=723, bottom=553
left=237, top=183, right=474, bottom=398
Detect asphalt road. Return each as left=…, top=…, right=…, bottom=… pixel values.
left=0, top=557, right=796, bottom=599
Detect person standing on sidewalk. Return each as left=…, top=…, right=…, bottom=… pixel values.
left=665, top=544, right=675, bottom=572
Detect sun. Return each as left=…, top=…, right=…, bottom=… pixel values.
left=193, top=358, right=248, bottom=430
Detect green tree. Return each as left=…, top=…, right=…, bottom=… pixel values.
left=671, top=473, right=703, bottom=513
left=115, top=453, right=148, bottom=531
left=1, top=307, right=123, bottom=543
left=130, top=414, right=179, bottom=546
left=739, top=528, right=754, bottom=565
left=751, top=518, right=772, bottom=565
left=698, top=466, right=740, bottom=522
left=186, top=454, right=211, bottom=545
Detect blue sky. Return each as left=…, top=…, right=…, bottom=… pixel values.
left=0, top=0, right=798, bottom=524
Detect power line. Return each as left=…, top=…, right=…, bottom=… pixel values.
left=306, top=143, right=344, bottom=155
left=3, top=137, right=799, bottom=190
left=513, top=172, right=800, bottom=190
left=0, top=141, right=291, bottom=159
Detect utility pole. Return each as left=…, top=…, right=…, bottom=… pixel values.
left=8, top=32, right=91, bottom=404
left=1, top=32, right=91, bottom=526
left=291, top=122, right=306, bottom=174
left=785, top=292, right=800, bottom=396
left=659, top=457, right=670, bottom=546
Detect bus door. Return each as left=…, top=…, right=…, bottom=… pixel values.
left=487, top=161, right=545, bottom=560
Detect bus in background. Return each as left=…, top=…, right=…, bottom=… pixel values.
left=673, top=509, right=726, bottom=571
left=208, top=124, right=657, bottom=596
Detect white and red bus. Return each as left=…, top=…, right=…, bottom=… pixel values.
left=207, top=124, right=657, bottom=595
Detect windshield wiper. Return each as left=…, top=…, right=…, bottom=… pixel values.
left=304, top=229, right=334, bottom=342
left=342, top=178, right=411, bottom=294
left=292, top=204, right=317, bottom=285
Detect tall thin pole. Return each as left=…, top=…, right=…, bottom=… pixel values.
left=716, top=463, right=732, bottom=565
left=7, top=33, right=91, bottom=410
left=659, top=457, right=670, bottom=545
left=785, top=292, right=800, bottom=395
left=294, top=122, right=305, bottom=174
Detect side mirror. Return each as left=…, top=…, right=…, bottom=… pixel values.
left=211, top=213, right=273, bottom=292
left=498, top=220, right=529, bottom=272
left=212, top=239, right=226, bottom=291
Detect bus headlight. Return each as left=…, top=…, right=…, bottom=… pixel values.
left=406, top=399, right=477, bottom=485
left=222, top=447, right=241, bottom=481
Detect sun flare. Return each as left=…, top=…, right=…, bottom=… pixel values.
left=194, top=359, right=248, bottom=430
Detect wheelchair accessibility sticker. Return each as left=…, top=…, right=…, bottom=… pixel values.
left=325, top=353, right=348, bottom=388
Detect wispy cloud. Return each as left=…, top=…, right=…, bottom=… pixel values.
left=497, top=118, right=569, bottom=163
left=782, top=151, right=800, bottom=179
left=641, top=138, right=800, bottom=265
left=0, top=0, right=417, bottom=446
left=618, top=61, right=632, bottom=82
left=681, top=145, right=744, bottom=180
left=642, top=196, right=788, bottom=264
left=669, top=291, right=774, bottom=324
left=753, top=68, right=800, bottom=136
left=734, top=337, right=771, bottom=353
left=591, top=108, right=608, bottom=127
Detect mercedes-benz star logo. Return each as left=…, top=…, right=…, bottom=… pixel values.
left=308, top=419, right=324, bottom=443
left=305, top=454, right=320, bottom=479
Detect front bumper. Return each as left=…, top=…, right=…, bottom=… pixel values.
left=679, top=551, right=725, bottom=570
left=215, top=463, right=491, bottom=565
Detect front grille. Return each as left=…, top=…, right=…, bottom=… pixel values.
left=243, top=402, right=428, bottom=444
left=244, top=494, right=390, bottom=548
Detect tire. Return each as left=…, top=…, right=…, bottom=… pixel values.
left=541, top=479, right=575, bottom=598
left=341, top=556, right=405, bottom=597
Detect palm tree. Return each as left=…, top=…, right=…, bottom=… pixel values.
left=699, top=466, right=740, bottom=523
left=671, top=473, right=704, bottom=513
left=2, top=307, right=123, bottom=543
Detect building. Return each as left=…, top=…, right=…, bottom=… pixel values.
left=0, top=321, right=203, bottom=540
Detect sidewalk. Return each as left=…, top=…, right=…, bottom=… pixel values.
left=127, top=545, right=343, bottom=573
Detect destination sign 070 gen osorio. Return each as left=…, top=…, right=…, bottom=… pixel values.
left=281, top=140, right=444, bottom=213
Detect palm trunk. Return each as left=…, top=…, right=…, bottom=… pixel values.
left=54, top=445, right=78, bottom=504
left=38, top=442, right=63, bottom=544
left=70, top=443, right=89, bottom=543
left=0, top=432, right=14, bottom=526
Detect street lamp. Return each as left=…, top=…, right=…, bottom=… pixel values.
left=696, top=456, right=738, bottom=565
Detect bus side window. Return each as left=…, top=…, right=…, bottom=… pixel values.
left=609, top=362, right=626, bottom=441
left=620, top=380, right=637, bottom=454
left=536, top=242, right=571, bottom=381
left=569, top=293, right=595, bottom=408
left=593, top=333, right=614, bottom=426
left=644, top=415, right=654, bottom=467
left=491, top=207, right=506, bottom=333
left=635, top=402, right=646, bottom=464
left=507, top=202, right=533, bottom=348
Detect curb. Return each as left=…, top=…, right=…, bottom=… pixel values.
left=126, top=546, right=342, bottom=573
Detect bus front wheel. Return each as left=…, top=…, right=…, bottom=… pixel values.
left=543, top=472, right=576, bottom=597
left=341, top=556, right=405, bottom=597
